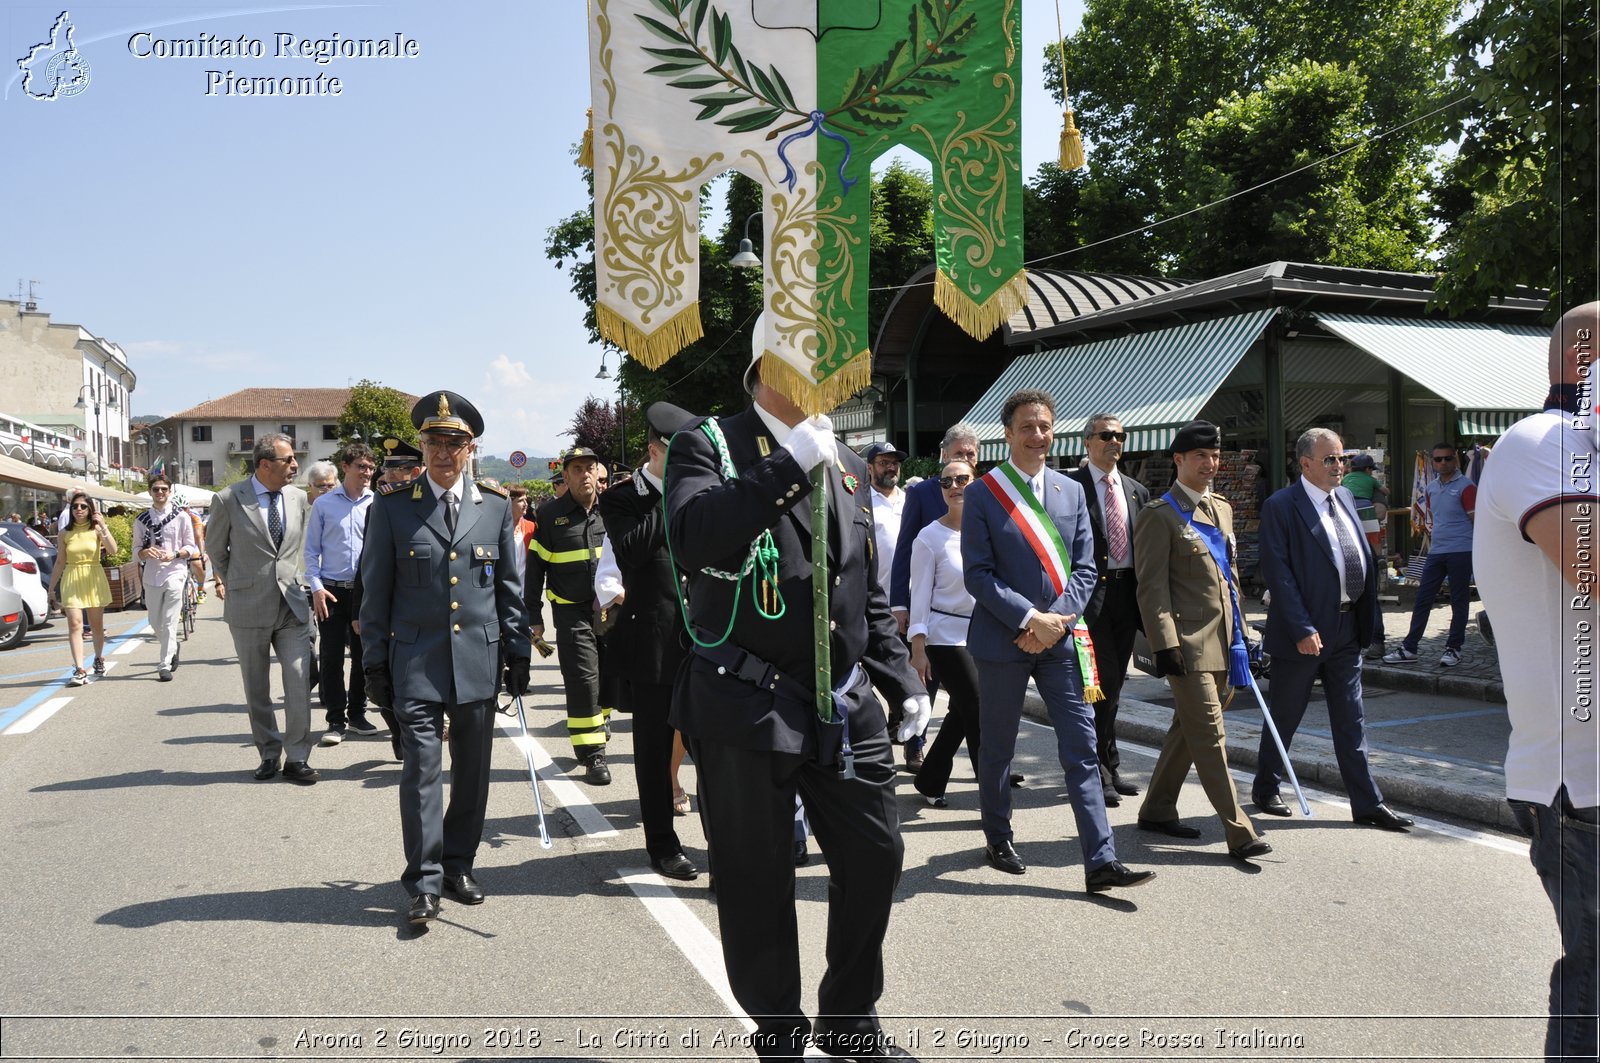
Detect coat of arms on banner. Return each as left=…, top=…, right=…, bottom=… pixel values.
left=589, top=0, right=1024, bottom=414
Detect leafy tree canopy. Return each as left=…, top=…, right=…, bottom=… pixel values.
left=340, top=380, right=417, bottom=450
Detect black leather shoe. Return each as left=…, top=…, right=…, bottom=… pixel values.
left=794, top=840, right=811, bottom=866
left=1137, top=818, right=1202, bottom=839
left=985, top=841, right=1026, bottom=875
left=1112, top=776, right=1141, bottom=797
left=1086, top=860, right=1156, bottom=893
left=1354, top=804, right=1414, bottom=832
left=583, top=753, right=612, bottom=785
left=1228, top=837, right=1273, bottom=860
left=651, top=852, right=700, bottom=881
left=407, top=893, right=440, bottom=925
left=1102, top=787, right=1122, bottom=807
left=1255, top=794, right=1292, bottom=817
left=282, top=761, right=319, bottom=785
left=442, top=872, right=485, bottom=904
left=1009, top=773, right=1025, bottom=787
left=389, top=735, right=404, bottom=762
left=252, top=757, right=280, bottom=781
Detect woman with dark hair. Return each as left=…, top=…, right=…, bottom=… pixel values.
left=908, top=459, right=984, bottom=807
left=47, top=490, right=116, bottom=685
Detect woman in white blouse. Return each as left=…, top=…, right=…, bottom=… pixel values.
left=908, top=459, right=982, bottom=807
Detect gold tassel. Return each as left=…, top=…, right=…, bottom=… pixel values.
left=756, top=348, right=873, bottom=419
left=934, top=270, right=1029, bottom=340
left=1082, top=683, right=1104, bottom=703
left=1060, top=107, right=1085, bottom=170
left=596, top=301, right=703, bottom=369
left=578, top=108, right=594, bottom=169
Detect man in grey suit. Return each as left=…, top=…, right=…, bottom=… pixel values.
left=208, top=433, right=317, bottom=784
left=360, top=391, right=532, bottom=928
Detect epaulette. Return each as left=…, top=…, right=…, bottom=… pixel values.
left=477, top=479, right=508, bottom=498
left=377, top=479, right=412, bottom=496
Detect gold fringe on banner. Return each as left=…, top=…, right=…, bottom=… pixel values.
left=934, top=270, right=1029, bottom=340
left=596, top=301, right=703, bottom=369
left=757, top=347, right=873, bottom=419
left=1060, top=108, right=1085, bottom=170
left=578, top=108, right=594, bottom=169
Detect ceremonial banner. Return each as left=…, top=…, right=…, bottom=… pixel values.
left=589, top=0, right=1025, bottom=413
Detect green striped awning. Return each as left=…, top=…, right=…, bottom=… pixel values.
left=1457, top=409, right=1532, bottom=438
left=1313, top=314, right=1547, bottom=417
left=964, top=310, right=1277, bottom=461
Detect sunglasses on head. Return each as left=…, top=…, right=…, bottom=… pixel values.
left=938, top=474, right=973, bottom=489
left=1091, top=430, right=1128, bottom=443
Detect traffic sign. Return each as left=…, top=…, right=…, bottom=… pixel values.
left=508, top=451, right=527, bottom=469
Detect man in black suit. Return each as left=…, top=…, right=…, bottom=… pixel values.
left=597, top=403, right=699, bottom=881
left=1068, top=414, right=1149, bottom=807
left=665, top=336, right=928, bottom=1060
left=1253, top=427, right=1412, bottom=831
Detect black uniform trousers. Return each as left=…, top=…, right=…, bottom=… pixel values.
left=690, top=721, right=902, bottom=1060
left=395, top=694, right=495, bottom=897
left=551, top=601, right=607, bottom=756
left=317, top=583, right=365, bottom=727
left=913, top=643, right=982, bottom=799
left=1087, top=574, right=1140, bottom=787
left=623, top=679, right=685, bottom=860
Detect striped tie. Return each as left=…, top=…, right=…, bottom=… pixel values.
left=1105, top=474, right=1129, bottom=564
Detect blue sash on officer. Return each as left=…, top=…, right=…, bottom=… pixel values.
left=1162, top=491, right=1252, bottom=688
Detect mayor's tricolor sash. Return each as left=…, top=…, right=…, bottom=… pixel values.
left=981, top=463, right=1102, bottom=700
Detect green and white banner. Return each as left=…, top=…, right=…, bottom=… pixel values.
left=589, top=0, right=1025, bottom=414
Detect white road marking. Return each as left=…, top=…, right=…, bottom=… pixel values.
left=496, top=717, right=617, bottom=838
left=5, top=697, right=72, bottom=735
left=620, top=868, right=752, bottom=1028
left=112, top=638, right=143, bottom=655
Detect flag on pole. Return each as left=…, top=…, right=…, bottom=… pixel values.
left=148, top=456, right=166, bottom=480
left=588, top=0, right=1026, bottom=414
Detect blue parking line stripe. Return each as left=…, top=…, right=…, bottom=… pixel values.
left=0, top=619, right=150, bottom=731
left=3, top=667, right=76, bottom=681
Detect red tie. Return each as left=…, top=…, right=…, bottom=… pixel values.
left=1105, top=474, right=1129, bottom=564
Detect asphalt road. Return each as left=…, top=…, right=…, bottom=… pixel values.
left=0, top=603, right=1558, bottom=1062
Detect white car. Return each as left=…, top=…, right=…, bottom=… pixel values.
left=0, top=539, right=49, bottom=632
left=0, top=559, right=25, bottom=650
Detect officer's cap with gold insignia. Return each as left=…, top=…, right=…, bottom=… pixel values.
left=381, top=437, right=423, bottom=469
left=1169, top=420, right=1222, bottom=455
left=411, top=390, right=483, bottom=439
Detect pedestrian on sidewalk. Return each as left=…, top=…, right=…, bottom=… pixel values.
left=47, top=490, right=115, bottom=687
left=133, top=475, right=199, bottom=681
left=1386, top=443, right=1475, bottom=667
left=1474, top=301, right=1599, bottom=1062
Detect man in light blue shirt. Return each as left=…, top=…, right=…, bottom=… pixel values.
left=305, top=442, right=377, bottom=744
left=1385, top=443, right=1476, bottom=667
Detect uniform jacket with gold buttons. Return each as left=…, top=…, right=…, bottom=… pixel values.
left=359, top=478, right=531, bottom=704
left=1132, top=489, right=1240, bottom=673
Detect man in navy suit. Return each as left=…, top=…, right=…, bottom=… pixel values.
left=962, top=388, right=1154, bottom=893
left=1253, top=427, right=1413, bottom=832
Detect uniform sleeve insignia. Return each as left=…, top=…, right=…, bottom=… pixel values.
left=477, top=479, right=508, bottom=498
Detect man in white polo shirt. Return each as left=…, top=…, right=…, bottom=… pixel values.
left=1475, top=301, right=1599, bottom=1062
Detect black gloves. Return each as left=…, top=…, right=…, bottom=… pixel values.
left=1154, top=648, right=1188, bottom=677
left=505, top=656, right=531, bottom=698
left=365, top=666, right=395, bottom=710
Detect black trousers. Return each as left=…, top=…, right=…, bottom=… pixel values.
left=913, top=643, right=981, bottom=798
left=318, top=587, right=365, bottom=726
left=689, top=722, right=902, bottom=1060
left=622, top=679, right=684, bottom=860
left=1087, top=577, right=1140, bottom=787
left=551, top=602, right=606, bottom=755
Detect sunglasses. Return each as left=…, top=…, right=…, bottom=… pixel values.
left=72, top=503, right=92, bottom=510
left=938, top=474, right=973, bottom=489
left=1432, top=455, right=1456, bottom=463
left=1090, top=430, right=1128, bottom=443
left=263, top=455, right=296, bottom=464
left=1319, top=455, right=1348, bottom=467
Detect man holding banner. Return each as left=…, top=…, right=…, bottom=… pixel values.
left=962, top=389, right=1154, bottom=893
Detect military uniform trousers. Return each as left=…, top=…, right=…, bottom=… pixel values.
left=1139, top=669, right=1258, bottom=850
left=622, top=678, right=686, bottom=861
left=689, top=713, right=902, bottom=1059
left=395, top=692, right=496, bottom=897
left=551, top=601, right=610, bottom=755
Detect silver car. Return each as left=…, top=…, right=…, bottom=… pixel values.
left=0, top=583, right=25, bottom=651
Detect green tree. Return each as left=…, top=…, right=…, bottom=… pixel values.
left=340, top=380, right=417, bottom=449
left=1433, top=0, right=1598, bottom=315
left=868, top=160, right=935, bottom=342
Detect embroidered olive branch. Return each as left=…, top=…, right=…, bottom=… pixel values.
left=637, top=0, right=808, bottom=135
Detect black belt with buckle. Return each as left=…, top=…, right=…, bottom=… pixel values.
left=1103, top=568, right=1135, bottom=580
left=323, top=578, right=357, bottom=589
left=1338, top=601, right=1354, bottom=612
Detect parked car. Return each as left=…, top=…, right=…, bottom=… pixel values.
left=0, top=521, right=56, bottom=584
left=0, top=563, right=25, bottom=651
left=0, top=539, right=49, bottom=630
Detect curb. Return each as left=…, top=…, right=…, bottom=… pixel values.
left=1021, top=687, right=1518, bottom=833
left=1362, top=664, right=1505, bottom=704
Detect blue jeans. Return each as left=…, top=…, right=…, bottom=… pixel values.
left=1511, top=792, right=1600, bottom=1061
left=1402, top=550, right=1473, bottom=653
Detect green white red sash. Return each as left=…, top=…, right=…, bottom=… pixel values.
left=980, top=462, right=1103, bottom=701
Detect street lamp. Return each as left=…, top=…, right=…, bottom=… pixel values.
left=730, top=211, right=763, bottom=268
left=74, top=383, right=120, bottom=482
left=596, top=353, right=611, bottom=380
left=134, top=426, right=169, bottom=479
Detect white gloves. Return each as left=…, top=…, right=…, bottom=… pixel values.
left=783, top=415, right=838, bottom=471
left=897, top=694, right=932, bottom=743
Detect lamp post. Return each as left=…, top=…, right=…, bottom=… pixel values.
left=74, top=383, right=120, bottom=483
left=134, top=426, right=169, bottom=480
left=730, top=211, right=763, bottom=268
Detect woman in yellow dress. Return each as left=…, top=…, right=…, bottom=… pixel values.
left=47, top=490, right=116, bottom=686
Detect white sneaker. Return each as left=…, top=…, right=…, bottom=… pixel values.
left=1382, top=647, right=1418, bottom=664
left=1440, top=648, right=1462, bottom=667
left=319, top=729, right=345, bottom=747
left=69, top=669, right=88, bottom=686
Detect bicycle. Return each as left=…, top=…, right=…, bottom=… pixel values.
left=180, top=574, right=199, bottom=640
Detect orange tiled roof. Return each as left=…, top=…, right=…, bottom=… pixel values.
left=169, top=388, right=419, bottom=421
